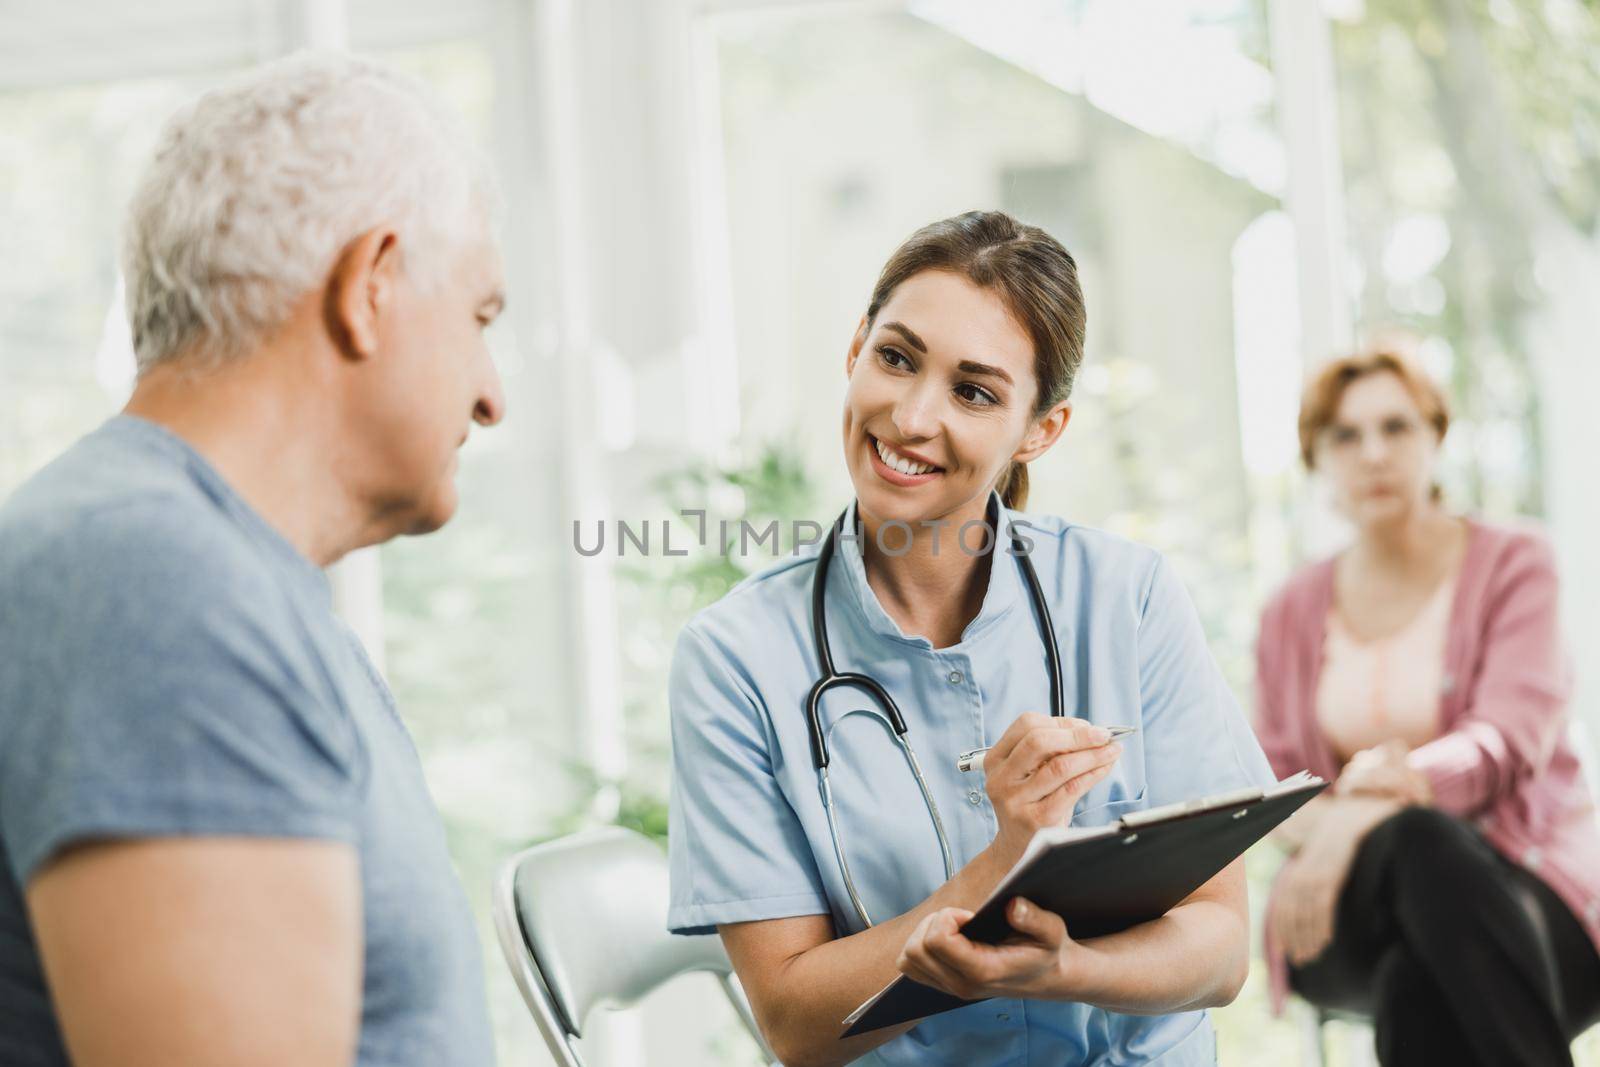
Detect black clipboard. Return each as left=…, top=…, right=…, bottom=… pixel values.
left=841, top=772, right=1326, bottom=1036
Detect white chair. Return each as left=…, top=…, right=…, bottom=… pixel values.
left=492, top=826, right=775, bottom=1067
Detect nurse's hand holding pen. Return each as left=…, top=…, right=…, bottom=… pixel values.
left=894, top=712, right=1120, bottom=1001
left=979, top=712, right=1123, bottom=867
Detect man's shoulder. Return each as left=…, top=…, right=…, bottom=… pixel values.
left=0, top=434, right=273, bottom=625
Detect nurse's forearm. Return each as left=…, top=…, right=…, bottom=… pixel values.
left=1051, top=860, right=1250, bottom=1015
left=726, top=843, right=1018, bottom=1067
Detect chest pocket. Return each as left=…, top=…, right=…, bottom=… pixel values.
left=1070, top=734, right=1148, bottom=828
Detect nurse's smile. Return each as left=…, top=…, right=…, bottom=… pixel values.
left=868, top=434, right=944, bottom=486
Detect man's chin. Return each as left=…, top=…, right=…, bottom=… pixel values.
left=405, top=490, right=459, bottom=536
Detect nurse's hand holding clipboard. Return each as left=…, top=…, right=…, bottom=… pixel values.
left=888, top=696, right=1250, bottom=1022
left=896, top=712, right=1120, bottom=1002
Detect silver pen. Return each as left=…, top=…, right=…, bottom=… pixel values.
left=956, top=725, right=1138, bottom=773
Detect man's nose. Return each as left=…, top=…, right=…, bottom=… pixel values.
left=474, top=358, right=507, bottom=427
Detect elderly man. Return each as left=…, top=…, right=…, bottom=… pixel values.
left=0, top=53, right=505, bottom=1066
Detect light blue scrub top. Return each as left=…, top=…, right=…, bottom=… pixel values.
left=667, top=493, right=1274, bottom=1066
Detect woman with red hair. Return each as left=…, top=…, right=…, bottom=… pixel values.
left=1255, top=348, right=1600, bottom=1065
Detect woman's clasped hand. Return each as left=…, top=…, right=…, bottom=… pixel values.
left=1269, top=793, right=1399, bottom=966
left=1269, top=739, right=1430, bottom=967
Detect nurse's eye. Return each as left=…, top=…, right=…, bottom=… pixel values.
left=876, top=344, right=913, bottom=371
left=955, top=382, right=1000, bottom=407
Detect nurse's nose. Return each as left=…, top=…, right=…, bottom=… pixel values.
left=891, top=382, right=940, bottom=442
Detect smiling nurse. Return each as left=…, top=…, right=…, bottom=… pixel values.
left=666, top=211, right=1275, bottom=1067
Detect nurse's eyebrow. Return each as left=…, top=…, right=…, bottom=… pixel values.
left=957, top=360, right=1013, bottom=386
left=882, top=321, right=927, bottom=352
left=883, top=320, right=1015, bottom=386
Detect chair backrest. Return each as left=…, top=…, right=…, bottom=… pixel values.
left=492, top=827, right=772, bottom=1066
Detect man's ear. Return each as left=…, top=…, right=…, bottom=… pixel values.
left=324, top=227, right=401, bottom=362
left=845, top=315, right=869, bottom=378
left=1013, top=401, right=1072, bottom=464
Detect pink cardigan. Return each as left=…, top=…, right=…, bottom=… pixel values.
left=1253, top=518, right=1600, bottom=1014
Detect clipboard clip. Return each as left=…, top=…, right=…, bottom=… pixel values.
left=1117, top=786, right=1266, bottom=829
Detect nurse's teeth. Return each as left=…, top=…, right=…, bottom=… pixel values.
left=875, top=438, right=935, bottom=476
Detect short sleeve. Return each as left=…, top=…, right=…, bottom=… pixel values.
left=0, top=512, right=361, bottom=888
left=666, top=623, right=829, bottom=935
left=1136, top=556, right=1277, bottom=806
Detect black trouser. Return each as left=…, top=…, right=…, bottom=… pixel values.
left=1288, top=806, right=1600, bottom=1066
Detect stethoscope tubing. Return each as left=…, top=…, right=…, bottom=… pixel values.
left=804, top=500, right=1064, bottom=927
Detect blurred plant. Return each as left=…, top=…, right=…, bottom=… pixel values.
left=547, top=764, right=674, bottom=843
left=625, top=434, right=821, bottom=606
left=554, top=438, right=822, bottom=844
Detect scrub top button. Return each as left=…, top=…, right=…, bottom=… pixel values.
left=967, top=790, right=983, bottom=805
left=948, top=669, right=964, bottom=685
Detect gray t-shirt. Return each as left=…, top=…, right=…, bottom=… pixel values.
left=0, top=415, right=495, bottom=1066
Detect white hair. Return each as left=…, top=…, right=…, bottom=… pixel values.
left=122, top=50, right=497, bottom=371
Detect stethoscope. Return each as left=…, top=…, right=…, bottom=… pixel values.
left=805, top=500, right=1065, bottom=927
